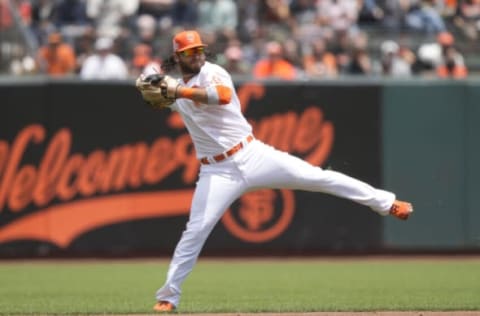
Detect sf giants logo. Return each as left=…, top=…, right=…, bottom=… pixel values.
left=0, top=83, right=333, bottom=247
left=222, top=189, right=295, bottom=242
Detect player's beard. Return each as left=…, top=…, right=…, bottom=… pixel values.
left=178, top=56, right=205, bottom=77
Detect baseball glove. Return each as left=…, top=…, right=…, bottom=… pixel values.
left=135, top=73, right=175, bottom=109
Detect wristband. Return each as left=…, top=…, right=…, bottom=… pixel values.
left=205, top=86, right=219, bottom=105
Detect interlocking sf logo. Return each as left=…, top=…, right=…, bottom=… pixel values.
left=0, top=83, right=334, bottom=247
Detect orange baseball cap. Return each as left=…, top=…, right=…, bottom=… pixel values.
left=173, top=30, right=207, bottom=52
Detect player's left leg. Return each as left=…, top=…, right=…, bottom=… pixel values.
left=241, top=141, right=396, bottom=215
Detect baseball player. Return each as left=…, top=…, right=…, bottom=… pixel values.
left=135, top=30, right=413, bottom=313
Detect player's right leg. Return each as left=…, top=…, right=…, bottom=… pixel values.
left=154, top=167, right=247, bottom=310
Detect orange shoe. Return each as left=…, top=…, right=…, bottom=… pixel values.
left=389, top=200, right=413, bottom=220
left=153, top=301, right=176, bottom=312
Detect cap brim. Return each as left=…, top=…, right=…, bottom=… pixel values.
left=176, top=44, right=207, bottom=52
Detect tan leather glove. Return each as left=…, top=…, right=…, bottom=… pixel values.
left=135, top=74, right=175, bottom=109
left=159, top=75, right=180, bottom=99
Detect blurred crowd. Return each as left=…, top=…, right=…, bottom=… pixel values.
left=2, top=0, right=479, bottom=80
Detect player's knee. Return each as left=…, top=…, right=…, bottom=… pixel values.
left=294, top=165, right=323, bottom=183
left=184, top=219, right=215, bottom=240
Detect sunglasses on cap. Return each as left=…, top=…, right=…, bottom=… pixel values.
left=178, top=46, right=205, bottom=57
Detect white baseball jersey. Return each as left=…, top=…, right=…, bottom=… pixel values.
left=169, top=61, right=252, bottom=158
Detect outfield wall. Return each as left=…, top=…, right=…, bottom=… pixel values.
left=0, top=78, right=478, bottom=257
left=383, top=81, right=480, bottom=250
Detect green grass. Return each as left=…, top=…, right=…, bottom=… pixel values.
left=0, top=258, right=479, bottom=314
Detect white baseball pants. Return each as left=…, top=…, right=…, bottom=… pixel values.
left=155, top=139, right=395, bottom=307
